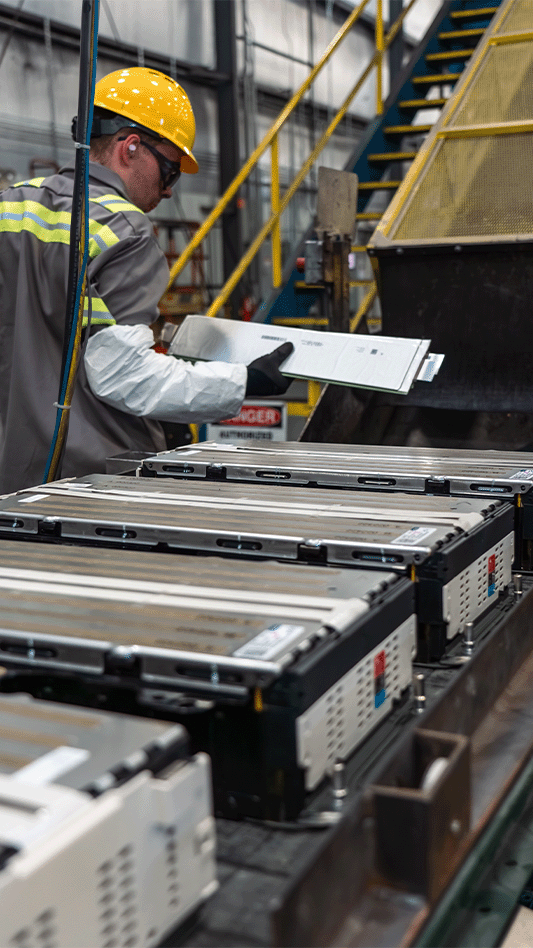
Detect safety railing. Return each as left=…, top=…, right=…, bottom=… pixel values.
left=166, top=0, right=419, bottom=323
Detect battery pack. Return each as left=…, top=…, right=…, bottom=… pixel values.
left=0, top=542, right=415, bottom=819
left=141, top=441, right=533, bottom=570
left=0, top=692, right=216, bottom=948
left=0, top=474, right=514, bottom=658
left=141, top=442, right=533, bottom=497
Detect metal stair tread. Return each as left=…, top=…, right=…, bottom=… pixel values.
left=367, top=151, right=417, bottom=161
left=449, top=7, right=497, bottom=20
left=412, top=73, right=460, bottom=85
left=383, top=124, right=432, bottom=134
left=398, top=98, right=447, bottom=109
left=426, top=49, right=473, bottom=62
left=438, top=27, right=486, bottom=41
left=358, top=181, right=402, bottom=190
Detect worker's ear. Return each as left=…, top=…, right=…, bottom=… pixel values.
left=116, top=133, right=141, bottom=167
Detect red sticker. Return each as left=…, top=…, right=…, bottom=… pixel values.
left=374, top=650, right=386, bottom=678
left=488, top=554, right=496, bottom=573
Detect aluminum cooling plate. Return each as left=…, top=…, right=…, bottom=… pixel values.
left=141, top=442, right=533, bottom=496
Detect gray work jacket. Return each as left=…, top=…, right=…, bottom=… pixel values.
left=0, top=163, right=171, bottom=493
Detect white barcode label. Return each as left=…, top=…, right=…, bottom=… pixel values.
left=233, top=624, right=305, bottom=661
left=392, top=526, right=436, bottom=546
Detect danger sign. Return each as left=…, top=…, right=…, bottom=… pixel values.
left=206, top=400, right=287, bottom=443
left=217, top=406, right=283, bottom=427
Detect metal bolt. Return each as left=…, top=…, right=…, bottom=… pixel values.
left=450, top=818, right=462, bottom=835
left=513, top=574, right=523, bottom=600
left=413, top=673, right=426, bottom=714
left=463, top=621, right=475, bottom=657
left=331, top=761, right=347, bottom=811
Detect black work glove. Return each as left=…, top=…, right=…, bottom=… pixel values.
left=245, top=342, right=294, bottom=397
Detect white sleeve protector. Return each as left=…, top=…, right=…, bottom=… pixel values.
left=84, top=323, right=247, bottom=423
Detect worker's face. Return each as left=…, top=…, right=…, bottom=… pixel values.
left=129, top=138, right=184, bottom=212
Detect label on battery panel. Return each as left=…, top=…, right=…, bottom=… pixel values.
left=374, top=650, right=386, bottom=708
left=391, top=526, right=436, bottom=546
left=488, top=552, right=496, bottom=597
left=510, top=469, right=533, bottom=480
left=233, top=624, right=305, bottom=661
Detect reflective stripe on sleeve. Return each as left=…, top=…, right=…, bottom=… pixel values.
left=82, top=296, right=115, bottom=328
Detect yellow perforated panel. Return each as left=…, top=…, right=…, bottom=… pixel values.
left=393, top=133, right=533, bottom=240
left=495, top=0, right=533, bottom=35
left=449, top=42, right=533, bottom=126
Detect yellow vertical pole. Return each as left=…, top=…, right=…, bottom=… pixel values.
left=271, top=134, right=282, bottom=288
left=307, top=380, right=321, bottom=409
left=376, top=0, right=384, bottom=115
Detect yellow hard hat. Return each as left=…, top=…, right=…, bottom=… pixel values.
left=93, top=67, right=198, bottom=174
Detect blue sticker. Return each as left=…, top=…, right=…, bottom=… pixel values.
left=375, top=689, right=386, bottom=709
left=488, top=583, right=496, bottom=597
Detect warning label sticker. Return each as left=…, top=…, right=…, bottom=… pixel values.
left=233, top=624, right=306, bottom=661
left=391, top=526, right=436, bottom=546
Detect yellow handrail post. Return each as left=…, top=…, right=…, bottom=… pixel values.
left=376, top=0, right=384, bottom=115
left=271, top=134, right=282, bottom=288
left=307, top=380, right=321, bottom=408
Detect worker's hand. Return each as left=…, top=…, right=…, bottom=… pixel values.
left=245, top=342, right=294, bottom=396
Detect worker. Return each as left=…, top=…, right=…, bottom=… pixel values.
left=0, top=66, right=292, bottom=494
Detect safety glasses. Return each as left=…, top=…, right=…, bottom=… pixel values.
left=139, top=139, right=182, bottom=190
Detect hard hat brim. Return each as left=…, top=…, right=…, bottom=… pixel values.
left=180, top=150, right=199, bottom=175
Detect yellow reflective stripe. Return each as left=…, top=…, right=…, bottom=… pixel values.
left=0, top=199, right=71, bottom=246
left=88, top=217, right=120, bottom=257
left=0, top=199, right=121, bottom=259
left=83, top=297, right=112, bottom=312
left=0, top=199, right=71, bottom=228
left=82, top=297, right=115, bottom=328
left=12, top=177, right=46, bottom=188
left=90, top=194, right=143, bottom=215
